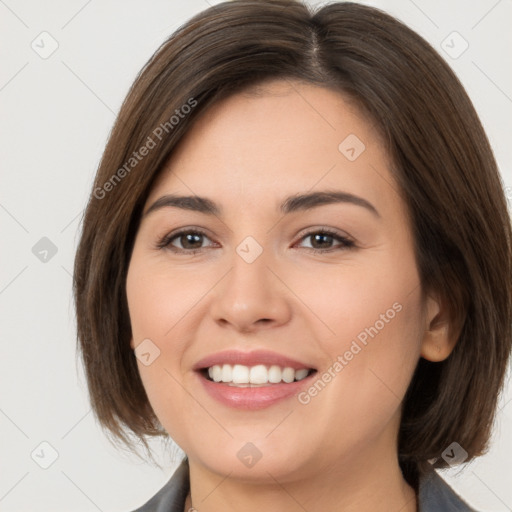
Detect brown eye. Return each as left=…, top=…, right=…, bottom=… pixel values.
left=308, top=233, right=335, bottom=249
left=297, top=230, right=355, bottom=252
left=157, top=229, right=214, bottom=253
left=174, top=232, right=205, bottom=250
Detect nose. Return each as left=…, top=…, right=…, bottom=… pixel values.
left=209, top=248, right=292, bottom=334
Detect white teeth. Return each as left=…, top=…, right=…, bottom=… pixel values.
left=268, top=365, right=282, bottom=383
left=232, top=364, right=249, bottom=383
left=249, top=364, right=268, bottom=384
left=211, top=365, right=222, bottom=382
left=282, top=367, right=295, bottom=383
left=205, top=364, right=312, bottom=385
left=294, top=368, right=309, bottom=380
left=221, top=364, right=232, bottom=383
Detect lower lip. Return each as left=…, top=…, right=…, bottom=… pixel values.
left=196, top=371, right=316, bottom=410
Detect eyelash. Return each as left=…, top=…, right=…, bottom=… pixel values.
left=155, top=227, right=356, bottom=255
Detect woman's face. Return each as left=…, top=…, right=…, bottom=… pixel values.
left=126, top=80, right=438, bottom=482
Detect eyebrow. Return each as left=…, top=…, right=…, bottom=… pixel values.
left=144, top=191, right=380, bottom=218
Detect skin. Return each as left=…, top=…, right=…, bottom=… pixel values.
left=126, top=79, right=455, bottom=512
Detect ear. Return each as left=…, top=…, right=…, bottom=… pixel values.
left=420, top=291, right=458, bottom=362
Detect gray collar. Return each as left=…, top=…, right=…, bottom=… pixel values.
left=418, top=468, right=476, bottom=511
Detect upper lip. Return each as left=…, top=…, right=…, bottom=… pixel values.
left=193, top=349, right=316, bottom=371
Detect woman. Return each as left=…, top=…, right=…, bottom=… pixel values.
left=73, top=1, right=512, bottom=511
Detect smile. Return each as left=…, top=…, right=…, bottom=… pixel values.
left=203, top=364, right=314, bottom=386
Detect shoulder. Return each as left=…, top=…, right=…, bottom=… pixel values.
left=128, top=457, right=190, bottom=512
left=419, top=469, right=477, bottom=512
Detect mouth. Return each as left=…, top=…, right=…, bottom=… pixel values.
left=193, top=349, right=318, bottom=408
left=196, top=364, right=318, bottom=410
left=198, top=364, right=317, bottom=387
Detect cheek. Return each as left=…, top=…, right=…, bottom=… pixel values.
left=126, top=254, right=211, bottom=343
left=126, top=253, right=213, bottom=438
left=292, top=248, right=424, bottom=417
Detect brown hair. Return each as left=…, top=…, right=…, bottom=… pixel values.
left=73, top=0, right=512, bottom=482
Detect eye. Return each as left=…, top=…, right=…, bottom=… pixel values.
left=295, top=229, right=355, bottom=252
left=156, top=229, right=216, bottom=254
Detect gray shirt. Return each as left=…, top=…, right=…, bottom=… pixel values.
left=130, top=457, right=476, bottom=511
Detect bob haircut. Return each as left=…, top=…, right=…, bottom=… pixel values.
left=73, top=0, right=512, bottom=485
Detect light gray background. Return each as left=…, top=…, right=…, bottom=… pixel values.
left=1, top=0, right=511, bottom=510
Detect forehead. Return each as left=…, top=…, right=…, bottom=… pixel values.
left=147, top=80, right=395, bottom=215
